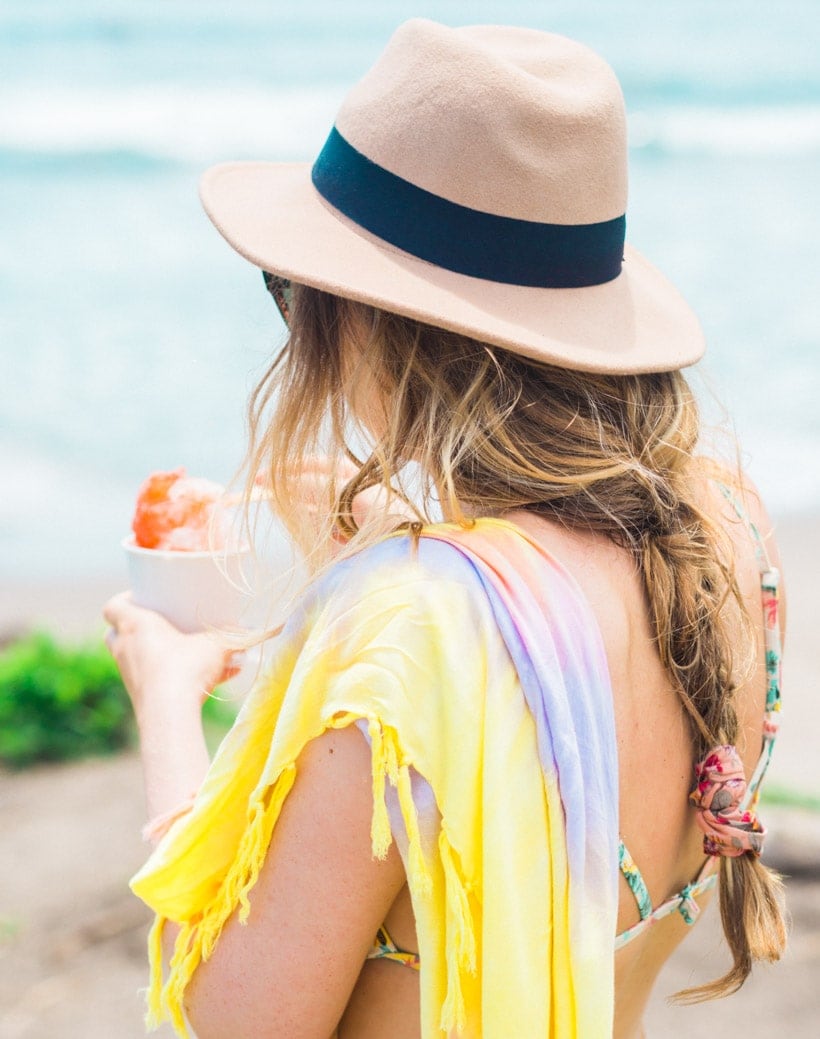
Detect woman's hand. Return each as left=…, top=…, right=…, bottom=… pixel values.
left=103, top=592, right=240, bottom=720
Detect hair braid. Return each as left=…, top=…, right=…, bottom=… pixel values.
left=611, top=401, right=786, bottom=1001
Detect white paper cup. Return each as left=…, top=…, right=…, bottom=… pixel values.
left=122, top=536, right=259, bottom=633
left=123, top=509, right=309, bottom=634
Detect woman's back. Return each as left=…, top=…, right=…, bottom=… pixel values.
left=338, top=474, right=783, bottom=1039
left=516, top=476, right=782, bottom=1036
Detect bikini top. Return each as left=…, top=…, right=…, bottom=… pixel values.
left=614, top=486, right=782, bottom=949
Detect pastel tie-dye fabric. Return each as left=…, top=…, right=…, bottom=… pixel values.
left=131, top=519, right=619, bottom=1037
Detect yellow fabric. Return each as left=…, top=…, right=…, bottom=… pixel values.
left=130, top=529, right=602, bottom=1036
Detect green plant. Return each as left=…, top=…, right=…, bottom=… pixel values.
left=0, top=632, right=135, bottom=768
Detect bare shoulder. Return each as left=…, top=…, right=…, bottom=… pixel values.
left=503, top=507, right=641, bottom=648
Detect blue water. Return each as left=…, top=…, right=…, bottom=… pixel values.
left=2, top=1, right=820, bottom=579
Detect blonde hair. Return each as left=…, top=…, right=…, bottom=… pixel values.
left=245, top=283, right=785, bottom=998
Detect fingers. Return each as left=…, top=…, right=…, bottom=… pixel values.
left=102, top=593, right=181, bottom=663
left=103, top=592, right=182, bottom=635
left=302, top=455, right=359, bottom=480
left=102, top=590, right=136, bottom=629
left=103, top=593, right=132, bottom=658
left=213, top=645, right=247, bottom=682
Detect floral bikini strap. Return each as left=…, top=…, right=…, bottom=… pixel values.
left=689, top=482, right=782, bottom=860
left=715, top=481, right=782, bottom=722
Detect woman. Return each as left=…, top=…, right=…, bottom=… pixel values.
left=104, top=20, right=786, bottom=1039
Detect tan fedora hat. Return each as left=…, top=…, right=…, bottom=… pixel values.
left=200, top=19, right=704, bottom=374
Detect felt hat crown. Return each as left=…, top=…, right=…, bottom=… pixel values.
left=201, top=19, right=704, bottom=373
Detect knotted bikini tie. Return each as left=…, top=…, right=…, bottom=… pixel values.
left=690, top=745, right=766, bottom=857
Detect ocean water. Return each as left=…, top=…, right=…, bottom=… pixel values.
left=2, top=0, right=819, bottom=580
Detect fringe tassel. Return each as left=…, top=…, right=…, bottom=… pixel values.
left=164, top=922, right=198, bottom=1037
left=148, top=763, right=298, bottom=1036
left=144, top=915, right=166, bottom=1030
left=396, top=762, right=433, bottom=896
left=236, top=769, right=296, bottom=925
left=368, top=717, right=398, bottom=859
left=438, top=830, right=477, bottom=1035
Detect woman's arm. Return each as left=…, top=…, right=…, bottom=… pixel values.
left=104, top=593, right=408, bottom=1038
left=102, top=594, right=234, bottom=825
left=185, top=724, right=407, bottom=1039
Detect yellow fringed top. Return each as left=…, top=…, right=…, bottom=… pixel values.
left=131, top=522, right=620, bottom=1036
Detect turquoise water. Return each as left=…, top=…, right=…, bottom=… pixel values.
left=2, top=1, right=819, bottom=578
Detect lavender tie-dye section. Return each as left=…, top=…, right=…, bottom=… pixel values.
left=418, top=528, right=620, bottom=934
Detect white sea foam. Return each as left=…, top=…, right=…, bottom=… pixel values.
left=3, top=84, right=820, bottom=167
left=630, top=105, right=820, bottom=157
left=0, top=83, right=347, bottom=165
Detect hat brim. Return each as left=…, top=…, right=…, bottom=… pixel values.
left=200, top=161, right=704, bottom=375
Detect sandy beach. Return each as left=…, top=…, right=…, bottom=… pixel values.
left=0, top=512, right=818, bottom=1036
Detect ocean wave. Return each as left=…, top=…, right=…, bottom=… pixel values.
left=0, top=84, right=346, bottom=169
left=2, top=85, right=820, bottom=174
left=630, top=105, right=820, bottom=157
